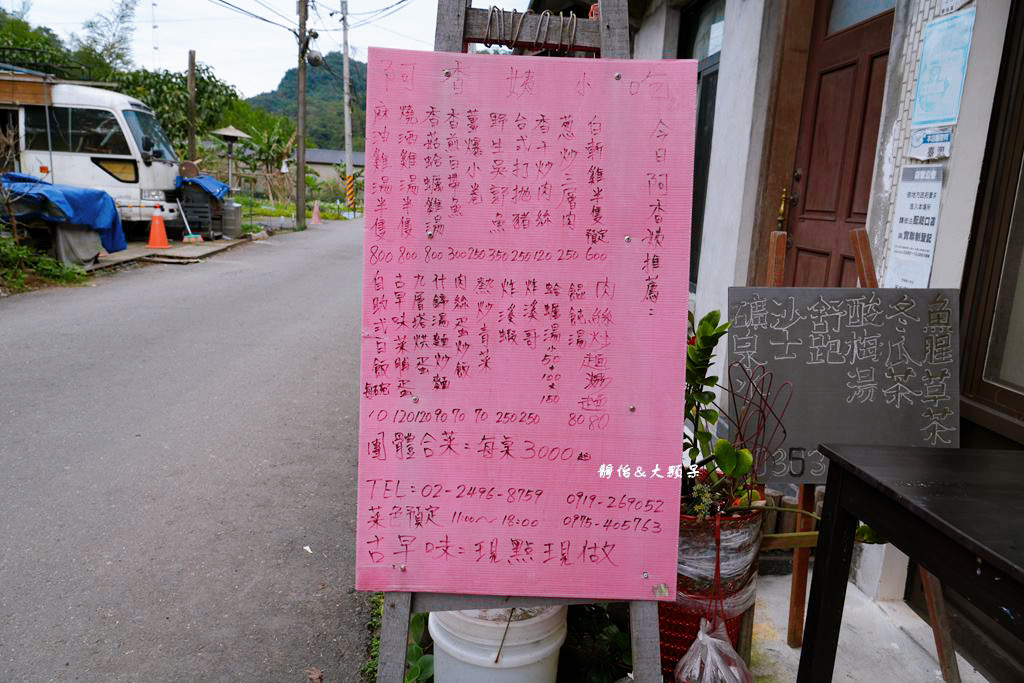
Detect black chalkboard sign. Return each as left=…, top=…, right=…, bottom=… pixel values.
left=727, top=288, right=959, bottom=484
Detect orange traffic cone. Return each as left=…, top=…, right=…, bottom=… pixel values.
left=147, top=213, right=170, bottom=249
left=311, top=200, right=322, bottom=225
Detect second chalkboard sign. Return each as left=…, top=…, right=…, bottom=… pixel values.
left=727, top=288, right=959, bottom=484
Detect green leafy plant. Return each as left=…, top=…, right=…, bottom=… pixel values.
left=404, top=612, right=434, bottom=682
left=682, top=311, right=762, bottom=519
left=111, top=64, right=240, bottom=156
left=360, top=593, right=383, bottom=681
left=1, top=236, right=87, bottom=293
left=240, top=121, right=296, bottom=175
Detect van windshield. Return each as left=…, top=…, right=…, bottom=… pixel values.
left=123, top=109, right=177, bottom=162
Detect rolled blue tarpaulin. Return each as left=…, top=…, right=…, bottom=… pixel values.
left=175, top=174, right=229, bottom=200
left=1, top=173, right=126, bottom=253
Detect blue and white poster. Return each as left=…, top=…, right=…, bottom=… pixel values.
left=911, top=8, right=976, bottom=128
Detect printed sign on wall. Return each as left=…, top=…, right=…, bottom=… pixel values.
left=884, top=165, right=943, bottom=288
left=911, top=8, right=976, bottom=128
left=907, top=127, right=952, bottom=161
left=356, top=49, right=696, bottom=600
left=728, top=288, right=959, bottom=484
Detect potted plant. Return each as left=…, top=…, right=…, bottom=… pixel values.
left=659, top=310, right=789, bottom=677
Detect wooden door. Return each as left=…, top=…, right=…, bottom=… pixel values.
left=785, top=1, right=893, bottom=287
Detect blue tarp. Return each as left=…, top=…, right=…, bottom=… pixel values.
left=176, top=174, right=229, bottom=200
left=1, top=173, right=126, bottom=253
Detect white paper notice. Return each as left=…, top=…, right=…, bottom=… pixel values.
left=708, top=22, right=724, bottom=56
left=884, top=165, right=944, bottom=288
left=908, top=126, right=953, bottom=160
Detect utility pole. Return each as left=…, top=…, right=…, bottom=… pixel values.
left=341, top=0, right=353, bottom=200
left=296, top=0, right=308, bottom=230
left=187, top=50, right=196, bottom=161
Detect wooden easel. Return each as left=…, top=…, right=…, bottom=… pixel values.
left=764, top=222, right=821, bottom=650
left=375, top=2, right=665, bottom=682
left=377, top=592, right=660, bottom=682
left=764, top=225, right=961, bottom=682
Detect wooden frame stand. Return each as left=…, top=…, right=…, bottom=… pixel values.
left=374, top=2, right=664, bottom=681
left=377, top=593, right=661, bottom=682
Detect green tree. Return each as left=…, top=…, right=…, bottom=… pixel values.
left=241, top=121, right=295, bottom=174
left=0, top=9, right=79, bottom=78
left=69, top=0, right=137, bottom=75
left=247, top=50, right=366, bottom=151
left=218, top=98, right=293, bottom=142
left=110, top=64, right=239, bottom=155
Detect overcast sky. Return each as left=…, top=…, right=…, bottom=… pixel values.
left=21, top=0, right=530, bottom=98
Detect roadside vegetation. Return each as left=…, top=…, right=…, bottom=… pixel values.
left=360, top=592, right=384, bottom=681
left=0, top=236, right=87, bottom=295
left=236, top=195, right=357, bottom=222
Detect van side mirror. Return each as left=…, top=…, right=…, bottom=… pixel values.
left=141, top=135, right=154, bottom=165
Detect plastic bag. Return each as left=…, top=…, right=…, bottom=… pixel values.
left=674, top=617, right=753, bottom=683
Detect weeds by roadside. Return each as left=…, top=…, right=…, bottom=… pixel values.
left=361, top=592, right=384, bottom=681
left=0, top=237, right=87, bottom=295
left=234, top=195, right=356, bottom=222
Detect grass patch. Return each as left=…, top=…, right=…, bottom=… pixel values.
left=1, top=237, right=87, bottom=294
left=361, top=592, right=384, bottom=681
left=235, top=196, right=356, bottom=222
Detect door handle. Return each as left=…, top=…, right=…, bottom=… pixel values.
left=776, top=187, right=793, bottom=248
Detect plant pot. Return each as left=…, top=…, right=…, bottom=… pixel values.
left=658, top=510, right=763, bottom=679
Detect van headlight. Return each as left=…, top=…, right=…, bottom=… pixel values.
left=141, top=190, right=165, bottom=201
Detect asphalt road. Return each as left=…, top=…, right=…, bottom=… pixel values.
left=0, top=220, right=368, bottom=682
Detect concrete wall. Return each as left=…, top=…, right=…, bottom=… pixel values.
left=694, top=0, right=780, bottom=368
left=632, top=0, right=681, bottom=59
left=865, top=0, right=1011, bottom=288
left=309, top=163, right=341, bottom=184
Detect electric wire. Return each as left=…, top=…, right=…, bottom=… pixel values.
left=201, top=0, right=295, bottom=32
left=348, top=1, right=414, bottom=30
left=248, top=0, right=297, bottom=26
left=310, top=0, right=414, bottom=32
left=338, top=0, right=411, bottom=17
left=354, top=21, right=431, bottom=45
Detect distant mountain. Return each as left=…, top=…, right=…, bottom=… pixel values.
left=248, top=51, right=367, bottom=151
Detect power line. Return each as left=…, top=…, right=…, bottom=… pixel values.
left=248, top=0, right=296, bottom=26
left=308, top=0, right=415, bottom=34
left=42, top=17, right=253, bottom=24
left=341, top=0, right=412, bottom=17
left=306, top=0, right=346, bottom=33
left=310, top=0, right=332, bottom=34
left=355, top=21, right=431, bottom=46
left=201, top=0, right=295, bottom=33
left=349, top=0, right=414, bottom=29
left=151, top=1, right=159, bottom=68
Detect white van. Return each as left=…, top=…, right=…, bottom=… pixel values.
left=7, top=81, right=181, bottom=231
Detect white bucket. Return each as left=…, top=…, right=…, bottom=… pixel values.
left=428, top=605, right=567, bottom=683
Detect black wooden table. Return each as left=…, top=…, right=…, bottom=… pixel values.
left=797, top=444, right=1024, bottom=682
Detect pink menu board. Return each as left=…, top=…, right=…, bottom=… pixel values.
left=357, top=48, right=695, bottom=600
